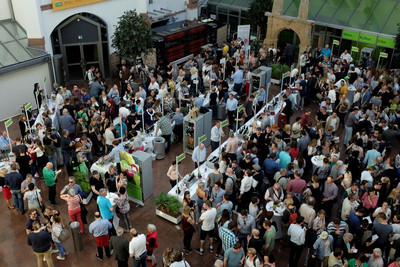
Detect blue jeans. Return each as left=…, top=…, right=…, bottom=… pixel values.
left=48, top=154, right=57, bottom=170
left=344, top=126, right=353, bottom=145
left=54, top=241, right=66, bottom=257
left=132, top=252, right=147, bottom=267
left=237, top=232, right=249, bottom=251
left=11, top=190, right=24, bottom=213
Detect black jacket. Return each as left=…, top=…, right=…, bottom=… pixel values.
left=109, top=235, right=129, bottom=261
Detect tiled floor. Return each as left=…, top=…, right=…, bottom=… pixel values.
left=0, top=84, right=332, bottom=267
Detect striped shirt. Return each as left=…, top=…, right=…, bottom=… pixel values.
left=156, top=116, right=172, bottom=135
left=219, top=227, right=237, bottom=252
left=327, top=221, right=348, bottom=235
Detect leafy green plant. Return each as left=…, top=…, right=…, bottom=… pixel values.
left=271, top=63, right=290, bottom=79
left=248, top=0, right=273, bottom=39
left=153, top=193, right=182, bottom=216
left=112, top=10, right=153, bottom=77
left=74, top=171, right=91, bottom=194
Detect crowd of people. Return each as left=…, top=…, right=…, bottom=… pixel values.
left=0, top=35, right=400, bottom=267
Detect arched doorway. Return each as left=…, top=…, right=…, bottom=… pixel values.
left=51, top=13, right=109, bottom=82
left=277, top=29, right=300, bottom=66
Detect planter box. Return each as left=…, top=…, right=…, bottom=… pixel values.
left=155, top=208, right=181, bottom=224
left=82, top=191, right=93, bottom=205
left=271, top=78, right=281, bottom=85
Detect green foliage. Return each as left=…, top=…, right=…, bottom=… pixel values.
left=153, top=193, right=182, bottom=216
left=271, top=63, right=290, bottom=79
left=396, top=23, right=400, bottom=50
left=74, top=171, right=91, bottom=194
left=112, top=10, right=153, bottom=61
left=248, top=0, right=273, bottom=39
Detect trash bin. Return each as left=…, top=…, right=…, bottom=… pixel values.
left=217, top=103, right=226, bottom=120
left=153, top=137, right=166, bottom=160
left=70, top=222, right=83, bottom=252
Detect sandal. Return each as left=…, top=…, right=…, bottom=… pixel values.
left=8, top=206, right=15, bottom=210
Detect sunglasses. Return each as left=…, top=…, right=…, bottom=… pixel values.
left=243, top=220, right=246, bottom=225
left=69, top=181, right=74, bottom=184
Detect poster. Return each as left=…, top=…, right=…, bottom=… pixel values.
left=52, top=0, right=104, bottom=10
left=237, top=25, right=251, bottom=43
left=119, top=150, right=143, bottom=202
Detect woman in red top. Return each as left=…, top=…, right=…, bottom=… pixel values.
left=146, top=224, right=158, bottom=267
left=361, top=189, right=379, bottom=214
left=60, top=189, right=84, bottom=234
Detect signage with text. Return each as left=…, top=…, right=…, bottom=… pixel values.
left=379, top=52, right=388, bottom=58
left=333, top=40, right=340, bottom=45
left=176, top=153, right=186, bottom=163
left=342, top=30, right=359, bottom=41
left=5, top=119, right=13, bottom=128
left=359, top=33, right=377, bottom=45
left=351, top=46, right=359, bottom=53
left=52, top=0, right=104, bottom=10
left=377, top=37, right=395, bottom=48
left=221, top=120, right=229, bottom=127
left=198, top=134, right=207, bottom=143
left=25, top=103, right=32, bottom=111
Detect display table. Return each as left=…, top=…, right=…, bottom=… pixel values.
left=311, top=155, right=325, bottom=174
left=266, top=201, right=285, bottom=239
left=168, top=92, right=284, bottom=201
left=34, top=99, right=59, bottom=130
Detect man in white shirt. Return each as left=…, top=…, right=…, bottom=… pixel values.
left=118, top=102, right=130, bottom=120
left=55, top=88, right=64, bottom=110
left=288, top=216, right=306, bottom=267
left=210, top=122, right=224, bottom=152
left=341, top=193, right=357, bottom=221
left=268, top=43, right=277, bottom=56
left=195, top=200, right=217, bottom=256
left=129, top=228, right=147, bottom=266
left=192, top=142, right=206, bottom=168
left=104, top=124, right=116, bottom=152
left=340, top=50, right=353, bottom=64
left=148, top=78, right=160, bottom=92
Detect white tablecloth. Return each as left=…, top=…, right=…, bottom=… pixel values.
left=105, top=192, right=120, bottom=229
left=34, top=99, right=59, bottom=130
left=266, top=202, right=285, bottom=239
left=311, top=155, right=325, bottom=173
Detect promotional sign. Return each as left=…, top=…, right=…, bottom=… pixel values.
left=5, top=118, right=13, bottom=128
left=351, top=46, right=359, bottom=53
left=198, top=134, right=207, bottom=143
left=221, top=120, right=229, bottom=127
left=119, top=151, right=143, bottom=203
left=332, top=40, right=340, bottom=46
left=176, top=153, right=186, bottom=163
left=237, top=25, right=250, bottom=43
left=25, top=103, right=32, bottom=111
left=52, top=0, right=104, bottom=10
left=379, top=52, right=388, bottom=58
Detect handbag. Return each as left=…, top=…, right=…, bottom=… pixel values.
left=58, top=226, right=71, bottom=242
left=35, top=191, right=45, bottom=213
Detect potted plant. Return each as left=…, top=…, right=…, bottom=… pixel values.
left=153, top=193, right=182, bottom=224
left=270, top=63, right=290, bottom=84
left=74, top=171, right=93, bottom=205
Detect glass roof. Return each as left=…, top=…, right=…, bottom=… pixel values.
left=0, top=19, right=47, bottom=68
left=281, top=0, right=399, bottom=36
left=208, top=0, right=251, bottom=9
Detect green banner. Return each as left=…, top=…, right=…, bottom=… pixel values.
left=351, top=46, right=359, bottom=53
left=35, top=90, right=39, bottom=97
left=342, top=30, right=359, bottom=41
left=119, top=150, right=142, bottom=201
left=282, top=72, right=289, bottom=78
left=5, top=119, right=13, bottom=128
left=176, top=153, right=186, bottom=163
left=25, top=103, right=32, bottom=111
left=198, top=134, right=207, bottom=143
left=359, top=33, right=377, bottom=45
left=221, top=120, right=229, bottom=127
left=238, top=105, right=243, bottom=112
left=377, top=37, right=395, bottom=48
left=379, top=52, right=388, bottom=58
left=43, top=77, right=47, bottom=83
left=333, top=39, right=340, bottom=45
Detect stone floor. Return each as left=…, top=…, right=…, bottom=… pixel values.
left=0, top=84, right=333, bottom=267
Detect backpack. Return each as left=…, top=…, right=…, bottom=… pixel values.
left=288, top=211, right=298, bottom=225
left=84, top=70, right=90, bottom=83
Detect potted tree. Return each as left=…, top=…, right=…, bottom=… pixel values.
left=270, top=63, right=290, bottom=84
left=112, top=10, right=153, bottom=81
left=153, top=193, right=182, bottom=224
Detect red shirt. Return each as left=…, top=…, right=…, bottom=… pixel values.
left=301, top=113, right=309, bottom=128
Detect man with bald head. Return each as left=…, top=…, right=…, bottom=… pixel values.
left=59, top=108, right=75, bottom=135
left=43, top=162, right=60, bottom=205
left=89, top=211, right=112, bottom=261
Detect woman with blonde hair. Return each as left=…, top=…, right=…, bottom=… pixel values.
left=60, top=189, right=84, bottom=234
left=282, top=124, right=291, bottom=144
left=0, top=168, right=13, bottom=209
left=195, top=182, right=207, bottom=216
left=386, top=188, right=399, bottom=213
left=181, top=205, right=196, bottom=255
left=244, top=247, right=261, bottom=267
left=19, top=114, right=29, bottom=140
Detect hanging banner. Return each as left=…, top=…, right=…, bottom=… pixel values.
left=342, top=30, right=359, bottom=41
left=359, top=33, right=377, bottom=45
left=119, top=151, right=143, bottom=204
left=377, top=37, right=395, bottom=48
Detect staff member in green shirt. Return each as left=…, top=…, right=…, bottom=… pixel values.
left=43, top=162, right=60, bottom=205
